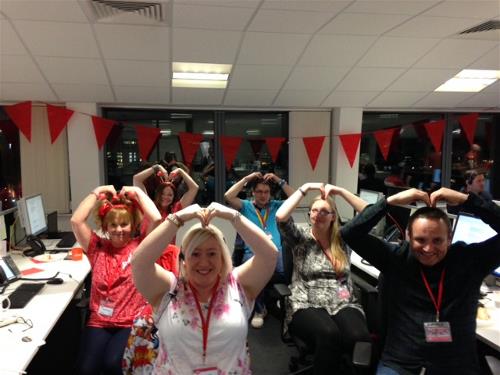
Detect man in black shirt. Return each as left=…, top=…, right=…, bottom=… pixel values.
left=342, top=187, right=500, bottom=374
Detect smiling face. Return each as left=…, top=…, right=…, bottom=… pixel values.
left=252, top=182, right=271, bottom=207
left=309, top=198, right=336, bottom=232
left=104, top=210, right=133, bottom=247
left=409, top=217, right=451, bottom=266
left=184, top=235, right=223, bottom=290
left=158, top=185, right=175, bottom=209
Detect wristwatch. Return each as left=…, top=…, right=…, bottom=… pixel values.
left=167, top=213, right=184, bottom=227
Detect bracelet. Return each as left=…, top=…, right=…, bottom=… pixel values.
left=90, top=191, right=99, bottom=199
left=278, top=179, right=286, bottom=188
left=231, top=211, right=242, bottom=224
left=298, top=188, right=306, bottom=197
left=167, top=213, right=184, bottom=228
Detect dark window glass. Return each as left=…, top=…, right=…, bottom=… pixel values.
left=0, top=108, right=21, bottom=209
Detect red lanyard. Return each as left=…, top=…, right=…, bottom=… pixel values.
left=189, top=276, right=220, bottom=361
left=254, top=205, right=270, bottom=230
left=420, top=268, right=446, bottom=322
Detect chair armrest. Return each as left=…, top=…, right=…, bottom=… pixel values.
left=274, top=283, right=291, bottom=298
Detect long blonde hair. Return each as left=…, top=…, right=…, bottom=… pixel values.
left=311, top=195, right=347, bottom=274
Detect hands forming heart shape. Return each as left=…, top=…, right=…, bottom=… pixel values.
left=387, top=187, right=468, bottom=208
left=177, top=202, right=239, bottom=227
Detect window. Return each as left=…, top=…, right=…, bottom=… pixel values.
left=0, top=108, right=21, bottom=209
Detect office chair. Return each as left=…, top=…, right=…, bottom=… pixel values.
left=273, top=244, right=373, bottom=374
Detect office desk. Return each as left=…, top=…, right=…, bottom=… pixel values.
left=350, top=251, right=500, bottom=353
left=0, top=252, right=90, bottom=374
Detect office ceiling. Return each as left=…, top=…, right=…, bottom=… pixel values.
left=0, top=0, right=499, bottom=111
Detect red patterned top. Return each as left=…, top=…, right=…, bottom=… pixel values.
left=86, top=232, right=147, bottom=328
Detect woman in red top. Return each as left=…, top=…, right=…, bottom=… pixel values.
left=71, top=185, right=161, bottom=375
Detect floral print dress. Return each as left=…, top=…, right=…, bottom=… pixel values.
left=153, top=271, right=253, bottom=375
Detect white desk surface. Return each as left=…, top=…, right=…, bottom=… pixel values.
left=0, top=252, right=90, bottom=374
left=350, top=251, right=500, bottom=353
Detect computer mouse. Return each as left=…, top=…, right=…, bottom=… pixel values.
left=47, top=277, right=64, bottom=285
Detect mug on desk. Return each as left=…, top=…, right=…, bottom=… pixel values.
left=71, top=247, right=83, bottom=261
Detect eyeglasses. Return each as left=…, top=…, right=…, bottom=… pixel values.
left=309, top=208, right=335, bottom=217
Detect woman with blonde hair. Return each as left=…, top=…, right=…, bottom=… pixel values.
left=275, top=183, right=371, bottom=375
left=131, top=202, right=278, bottom=374
left=71, top=185, right=161, bottom=375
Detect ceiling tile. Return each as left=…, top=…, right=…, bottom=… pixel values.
left=237, top=32, right=310, bottom=65
left=95, top=24, right=170, bottom=61
left=174, top=4, right=254, bottom=30
left=173, top=28, right=241, bottom=63
left=0, top=0, right=88, bottom=22
left=387, top=68, right=458, bottom=91
left=114, top=86, right=170, bottom=104
left=274, top=90, right=329, bottom=107
left=336, top=67, right=405, bottom=91
left=413, top=92, right=474, bottom=107
left=0, top=55, right=44, bottom=83
left=107, top=60, right=170, bottom=86
left=52, top=83, right=114, bottom=102
left=358, top=37, right=440, bottom=67
left=322, top=90, right=379, bottom=107
left=249, top=9, right=334, bottom=34
left=458, top=92, right=500, bottom=108
left=415, top=39, right=498, bottom=69
left=320, top=13, right=410, bottom=35
left=172, top=88, right=225, bottom=105
left=387, top=16, right=480, bottom=38
left=367, top=91, right=428, bottom=108
left=467, top=47, right=500, bottom=70
left=175, top=0, right=260, bottom=8
left=299, top=34, right=376, bottom=66
left=0, top=82, right=57, bottom=101
left=36, top=57, right=108, bottom=85
left=14, top=20, right=100, bottom=58
left=0, top=20, right=28, bottom=55
left=262, top=0, right=352, bottom=13
left=284, top=66, right=349, bottom=90
left=229, top=65, right=291, bottom=90
left=422, top=0, right=500, bottom=19
left=224, top=89, right=278, bottom=106
left=346, top=1, right=439, bottom=15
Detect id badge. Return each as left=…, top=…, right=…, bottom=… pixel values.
left=265, top=231, right=273, bottom=240
left=98, top=299, right=115, bottom=317
left=194, top=366, right=218, bottom=375
left=423, top=321, right=452, bottom=342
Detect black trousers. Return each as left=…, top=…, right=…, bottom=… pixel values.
left=289, top=306, right=371, bottom=375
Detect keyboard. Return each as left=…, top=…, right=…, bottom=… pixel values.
left=7, top=283, right=45, bottom=309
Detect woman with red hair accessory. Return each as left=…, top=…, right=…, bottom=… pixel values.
left=71, top=185, right=161, bottom=375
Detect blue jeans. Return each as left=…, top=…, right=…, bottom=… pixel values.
left=76, top=326, right=131, bottom=375
left=377, top=363, right=401, bottom=375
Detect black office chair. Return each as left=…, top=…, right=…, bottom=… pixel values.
left=273, top=243, right=373, bottom=374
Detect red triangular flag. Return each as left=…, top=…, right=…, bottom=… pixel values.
left=459, top=113, right=478, bottom=146
left=302, top=136, right=325, bottom=170
left=220, top=136, right=243, bottom=170
left=178, top=132, right=203, bottom=167
left=265, top=137, right=285, bottom=162
left=135, top=125, right=161, bottom=161
left=339, top=133, right=361, bottom=168
left=46, top=104, right=75, bottom=144
left=92, top=116, right=116, bottom=150
left=373, top=128, right=397, bottom=161
left=423, top=120, right=445, bottom=153
left=4, top=101, right=32, bottom=142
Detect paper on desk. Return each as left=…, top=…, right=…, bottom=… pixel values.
left=21, top=267, right=44, bottom=276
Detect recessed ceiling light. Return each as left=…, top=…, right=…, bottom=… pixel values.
left=172, top=62, right=232, bottom=89
left=435, top=69, right=499, bottom=92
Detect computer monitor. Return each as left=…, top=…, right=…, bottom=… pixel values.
left=451, top=213, right=497, bottom=245
left=17, top=194, right=47, bottom=237
left=359, top=189, right=384, bottom=205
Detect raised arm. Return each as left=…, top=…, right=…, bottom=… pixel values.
left=120, top=185, right=162, bottom=235
left=263, top=172, right=295, bottom=197
left=132, top=204, right=203, bottom=309
left=71, top=185, right=116, bottom=251
left=324, top=184, right=368, bottom=213
left=170, top=168, right=199, bottom=209
left=224, top=171, right=262, bottom=210
left=132, top=164, right=167, bottom=193
left=205, top=202, right=278, bottom=301
left=276, top=182, right=324, bottom=222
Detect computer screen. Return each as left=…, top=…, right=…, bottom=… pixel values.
left=359, top=189, right=383, bottom=205
left=451, top=213, right=497, bottom=245
left=18, top=194, right=47, bottom=237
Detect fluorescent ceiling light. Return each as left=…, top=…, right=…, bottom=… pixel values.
left=246, top=129, right=261, bottom=135
left=172, top=62, right=232, bottom=89
left=160, top=129, right=171, bottom=136
left=435, top=69, right=499, bottom=92
left=202, top=130, right=214, bottom=135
